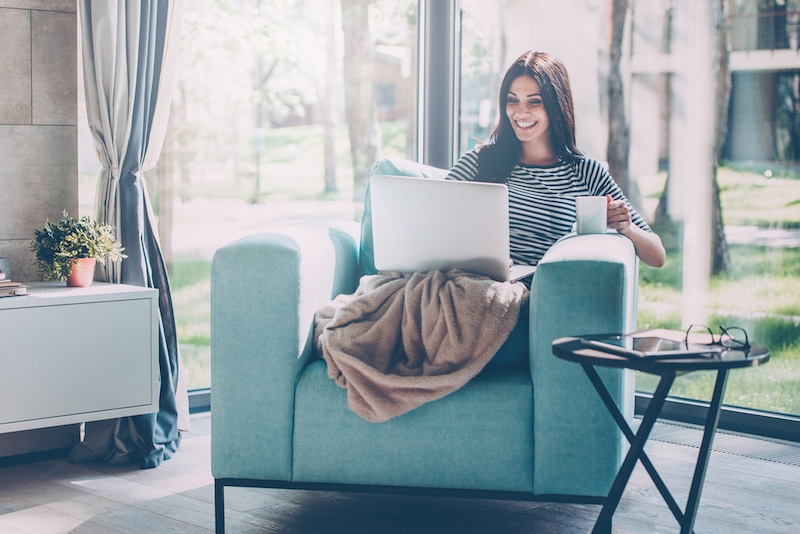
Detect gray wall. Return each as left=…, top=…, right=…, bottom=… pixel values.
left=0, top=0, right=77, bottom=282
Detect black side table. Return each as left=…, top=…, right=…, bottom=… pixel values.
left=552, top=334, right=770, bottom=534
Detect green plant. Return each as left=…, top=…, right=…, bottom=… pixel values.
left=30, top=211, right=126, bottom=281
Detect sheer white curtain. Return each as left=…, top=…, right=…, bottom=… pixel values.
left=74, top=0, right=188, bottom=468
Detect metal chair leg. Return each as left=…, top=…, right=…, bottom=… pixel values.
left=215, top=479, right=225, bottom=534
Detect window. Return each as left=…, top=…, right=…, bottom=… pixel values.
left=78, top=1, right=798, bottom=433
left=79, top=0, right=419, bottom=391
left=457, top=0, right=800, bottom=430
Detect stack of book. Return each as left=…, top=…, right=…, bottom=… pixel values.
left=0, top=270, right=29, bottom=297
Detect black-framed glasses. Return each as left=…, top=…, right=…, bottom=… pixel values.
left=684, top=324, right=750, bottom=350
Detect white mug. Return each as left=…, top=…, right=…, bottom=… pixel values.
left=575, top=196, right=608, bottom=234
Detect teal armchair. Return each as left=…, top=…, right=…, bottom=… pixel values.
left=211, top=158, right=638, bottom=532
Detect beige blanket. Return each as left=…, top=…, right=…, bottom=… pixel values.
left=314, top=269, right=528, bottom=423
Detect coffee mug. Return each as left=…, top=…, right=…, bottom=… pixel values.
left=575, top=196, right=608, bottom=234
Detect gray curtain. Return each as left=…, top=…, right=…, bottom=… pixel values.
left=71, top=0, right=184, bottom=469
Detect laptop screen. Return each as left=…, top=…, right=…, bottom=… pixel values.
left=368, top=174, right=517, bottom=281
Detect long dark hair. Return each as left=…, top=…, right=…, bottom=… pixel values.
left=477, top=51, right=583, bottom=182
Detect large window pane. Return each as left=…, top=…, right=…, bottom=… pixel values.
left=458, top=0, right=800, bottom=418
left=79, top=0, right=419, bottom=391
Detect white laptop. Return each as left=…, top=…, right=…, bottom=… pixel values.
left=369, top=174, right=537, bottom=282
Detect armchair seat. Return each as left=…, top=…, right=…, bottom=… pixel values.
left=211, top=158, right=639, bottom=532
left=292, top=361, right=533, bottom=492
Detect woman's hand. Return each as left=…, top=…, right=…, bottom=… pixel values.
left=605, top=194, right=666, bottom=268
left=606, top=194, right=632, bottom=232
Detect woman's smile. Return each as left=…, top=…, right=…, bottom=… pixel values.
left=514, top=119, right=536, bottom=129
left=506, top=76, right=550, bottom=144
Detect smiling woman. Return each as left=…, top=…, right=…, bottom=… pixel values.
left=447, top=51, right=666, bottom=270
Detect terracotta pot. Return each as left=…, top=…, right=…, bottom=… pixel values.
left=66, top=257, right=97, bottom=287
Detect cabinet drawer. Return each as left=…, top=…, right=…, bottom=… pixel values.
left=0, top=295, right=157, bottom=430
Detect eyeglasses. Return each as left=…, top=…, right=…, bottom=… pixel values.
left=684, top=324, right=750, bottom=351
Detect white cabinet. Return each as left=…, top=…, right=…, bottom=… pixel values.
left=0, top=282, right=159, bottom=433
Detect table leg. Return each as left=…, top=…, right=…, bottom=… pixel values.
left=581, top=364, right=685, bottom=521
left=680, top=369, right=729, bottom=534
left=591, top=369, right=676, bottom=534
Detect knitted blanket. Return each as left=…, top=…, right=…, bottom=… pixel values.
left=314, top=269, right=528, bottom=423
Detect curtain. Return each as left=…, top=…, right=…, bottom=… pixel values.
left=71, top=0, right=187, bottom=469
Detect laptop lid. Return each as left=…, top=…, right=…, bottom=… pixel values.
left=369, top=174, right=535, bottom=282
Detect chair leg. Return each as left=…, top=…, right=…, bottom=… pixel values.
left=215, top=479, right=225, bottom=534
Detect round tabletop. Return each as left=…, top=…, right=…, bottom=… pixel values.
left=552, top=336, right=770, bottom=374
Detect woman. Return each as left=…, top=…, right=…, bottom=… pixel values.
left=447, top=51, right=666, bottom=268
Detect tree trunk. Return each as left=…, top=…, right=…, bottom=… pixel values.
left=323, top=0, right=338, bottom=194
left=711, top=0, right=731, bottom=274
left=654, top=173, right=670, bottom=223
left=607, top=0, right=638, bottom=205
left=341, top=0, right=380, bottom=202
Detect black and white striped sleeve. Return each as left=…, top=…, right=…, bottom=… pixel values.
left=581, top=159, right=652, bottom=232
left=446, top=149, right=480, bottom=181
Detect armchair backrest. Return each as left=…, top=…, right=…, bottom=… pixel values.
left=359, top=158, right=449, bottom=276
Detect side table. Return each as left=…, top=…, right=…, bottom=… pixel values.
left=552, top=333, right=769, bottom=534
left=0, top=282, right=159, bottom=434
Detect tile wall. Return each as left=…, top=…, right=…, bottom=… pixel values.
left=0, top=0, right=77, bottom=282
left=0, top=0, right=80, bottom=457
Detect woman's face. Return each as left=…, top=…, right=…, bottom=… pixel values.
left=505, top=75, right=550, bottom=145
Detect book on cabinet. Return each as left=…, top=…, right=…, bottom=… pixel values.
left=0, top=280, right=29, bottom=297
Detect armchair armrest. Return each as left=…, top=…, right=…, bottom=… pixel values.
left=211, top=221, right=359, bottom=481
left=529, top=232, right=638, bottom=496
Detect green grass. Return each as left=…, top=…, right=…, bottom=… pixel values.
left=170, top=256, right=212, bottom=388
left=637, top=167, right=800, bottom=228
left=639, top=245, right=800, bottom=317
left=635, top=349, right=800, bottom=414
left=637, top=239, right=800, bottom=415
left=717, top=167, right=800, bottom=228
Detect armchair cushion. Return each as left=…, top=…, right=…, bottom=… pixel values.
left=292, top=361, right=534, bottom=492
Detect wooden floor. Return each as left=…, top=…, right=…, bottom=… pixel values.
left=1, top=415, right=799, bottom=533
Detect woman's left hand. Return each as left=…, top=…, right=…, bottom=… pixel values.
left=606, top=194, right=632, bottom=233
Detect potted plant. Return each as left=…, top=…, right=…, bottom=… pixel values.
left=30, top=211, right=126, bottom=287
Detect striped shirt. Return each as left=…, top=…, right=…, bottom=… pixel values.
left=446, top=148, right=652, bottom=266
